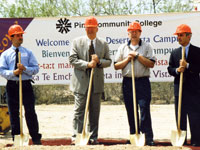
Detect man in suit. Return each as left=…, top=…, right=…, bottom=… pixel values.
left=168, top=24, right=200, bottom=146
left=69, top=16, right=112, bottom=145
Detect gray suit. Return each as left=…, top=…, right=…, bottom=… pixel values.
left=69, top=36, right=111, bottom=140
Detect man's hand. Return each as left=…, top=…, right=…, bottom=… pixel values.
left=13, top=63, right=26, bottom=75
left=177, top=66, right=185, bottom=73
left=17, top=63, right=26, bottom=71
left=180, top=59, right=187, bottom=68
left=127, top=54, right=134, bottom=62
left=91, top=54, right=100, bottom=64
left=127, top=51, right=138, bottom=61
left=177, top=59, right=187, bottom=73
left=13, top=68, right=23, bottom=75
left=129, top=51, right=138, bottom=57
left=87, top=60, right=97, bottom=68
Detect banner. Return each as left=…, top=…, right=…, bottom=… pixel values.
left=1, top=12, right=200, bottom=85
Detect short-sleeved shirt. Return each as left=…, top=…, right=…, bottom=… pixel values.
left=114, top=39, right=156, bottom=78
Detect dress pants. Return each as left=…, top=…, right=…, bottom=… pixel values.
left=72, top=91, right=101, bottom=140
left=6, top=80, right=41, bottom=141
left=175, top=86, right=200, bottom=145
left=122, top=77, right=154, bottom=142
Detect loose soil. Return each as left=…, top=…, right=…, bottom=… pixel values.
left=0, top=104, right=193, bottom=150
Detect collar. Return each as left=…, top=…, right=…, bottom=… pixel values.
left=11, top=45, right=21, bottom=51
left=86, top=36, right=97, bottom=42
left=86, top=37, right=97, bottom=47
left=184, top=43, right=190, bottom=50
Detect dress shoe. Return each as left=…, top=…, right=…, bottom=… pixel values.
left=89, top=139, right=99, bottom=145
left=146, top=141, right=156, bottom=146
left=32, top=134, right=42, bottom=145
left=32, top=139, right=42, bottom=145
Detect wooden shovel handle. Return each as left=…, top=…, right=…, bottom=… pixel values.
left=131, top=59, right=138, bottom=135
left=18, top=52, right=23, bottom=136
left=82, top=68, right=94, bottom=134
left=177, top=47, right=185, bottom=132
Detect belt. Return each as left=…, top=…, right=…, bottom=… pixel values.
left=7, top=80, right=34, bottom=84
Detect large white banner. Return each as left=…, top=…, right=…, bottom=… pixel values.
left=1, top=12, right=200, bottom=85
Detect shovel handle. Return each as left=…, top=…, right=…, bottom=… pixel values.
left=131, top=59, right=138, bottom=135
left=18, top=52, right=23, bottom=136
left=82, top=68, right=94, bottom=134
left=177, top=47, right=185, bottom=131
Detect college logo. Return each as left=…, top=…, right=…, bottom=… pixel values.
left=56, top=18, right=72, bottom=34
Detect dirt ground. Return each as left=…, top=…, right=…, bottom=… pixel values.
left=0, top=104, right=191, bottom=150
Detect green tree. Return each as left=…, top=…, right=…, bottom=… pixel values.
left=0, top=0, right=66, bottom=17
left=0, top=0, right=194, bottom=17
left=98, top=0, right=134, bottom=15
left=67, top=0, right=87, bottom=16
left=150, top=0, right=193, bottom=13
left=88, top=0, right=102, bottom=15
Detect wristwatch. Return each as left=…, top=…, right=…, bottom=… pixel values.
left=135, top=52, right=139, bottom=59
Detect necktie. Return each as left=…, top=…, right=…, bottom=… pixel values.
left=15, top=48, right=19, bottom=77
left=88, top=41, right=95, bottom=89
left=15, top=48, right=19, bottom=70
left=89, top=40, right=95, bottom=61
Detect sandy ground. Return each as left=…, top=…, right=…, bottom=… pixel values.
left=0, top=104, right=191, bottom=150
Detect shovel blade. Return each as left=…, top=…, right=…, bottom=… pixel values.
left=171, top=130, right=186, bottom=146
left=14, top=134, right=29, bottom=146
left=130, top=133, right=145, bottom=146
left=75, top=132, right=92, bottom=146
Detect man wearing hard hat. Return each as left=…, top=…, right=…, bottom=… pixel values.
left=69, top=16, right=112, bottom=145
left=0, top=24, right=42, bottom=145
left=114, top=22, right=156, bottom=146
left=168, top=24, right=200, bottom=146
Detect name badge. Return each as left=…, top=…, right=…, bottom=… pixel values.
left=21, top=53, right=28, bottom=57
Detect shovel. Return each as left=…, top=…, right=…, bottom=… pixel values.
left=14, top=52, right=29, bottom=146
left=75, top=68, right=94, bottom=146
left=171, top=47, right=186, bottom=146
left=130, top=59, right=145, bottom=146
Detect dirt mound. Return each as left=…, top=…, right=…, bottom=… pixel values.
left=2, top=145, right=191, bottom=150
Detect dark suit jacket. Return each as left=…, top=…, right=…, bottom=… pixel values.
left=168, top=44, right=200, bottom=109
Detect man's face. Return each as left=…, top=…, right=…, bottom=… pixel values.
left=177, top=33, right=191, bottom=46
left=85, top=27, right=98, bottom=40
left=128, top=30, right=141, bottom=41
left=12, top=34, right=23, bottom=46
